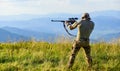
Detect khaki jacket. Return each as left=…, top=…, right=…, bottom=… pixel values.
left=68, top=19, right=94, bottom=42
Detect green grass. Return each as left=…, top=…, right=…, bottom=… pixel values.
left=0, top=40, right=120, bottom=71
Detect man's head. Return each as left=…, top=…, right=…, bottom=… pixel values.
left=82, top=13, right=91, bottom=20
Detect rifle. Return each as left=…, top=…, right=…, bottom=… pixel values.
left=51, top=17, right=78, bottom=25
left=51, top=17, right=78, bottom=37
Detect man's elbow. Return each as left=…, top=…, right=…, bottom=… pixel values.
left=69, top=26, right=74, bottom=30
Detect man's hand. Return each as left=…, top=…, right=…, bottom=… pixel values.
left=65, top=21, right=70, bottom=26
left=65, top=21, right=69, bottom=24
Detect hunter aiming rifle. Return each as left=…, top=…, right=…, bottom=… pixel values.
left=51, top=18, right=78, bottom=37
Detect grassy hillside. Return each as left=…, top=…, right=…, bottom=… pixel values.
left=0, top=40, right=120, bottom=71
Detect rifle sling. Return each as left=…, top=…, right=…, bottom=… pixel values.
left=63, top=23, right=76, bottom=37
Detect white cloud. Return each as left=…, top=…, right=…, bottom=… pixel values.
left=0, top=1, right=18, bottom=15
left=0, top=0, right=119, bottom=15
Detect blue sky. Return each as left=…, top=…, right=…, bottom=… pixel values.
left=0, top=0, right=120, bottom=15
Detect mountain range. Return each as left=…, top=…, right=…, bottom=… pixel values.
left=0, top=28, right=28, bottom=42
left=0, top=10, right=120, bottom=42
left=98, top=32, right=120, bottom=42
left=0, top=27, right=57, bottom=42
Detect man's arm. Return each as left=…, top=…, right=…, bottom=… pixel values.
left=65, top=21, right=79, bottom=30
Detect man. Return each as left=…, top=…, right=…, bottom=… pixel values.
left=65, top=13, right=94, bottom=68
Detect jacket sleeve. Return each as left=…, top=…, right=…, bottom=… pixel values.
left=67, top=21, right=79, bottom=30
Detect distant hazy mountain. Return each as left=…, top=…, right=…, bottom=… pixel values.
left=0, top=10, right=120, bottom=42
left=97, top=32, right=120, bottom=42
left=0, top=28, right=28, bottom=42
left=2, top=27, right=57, bottom=42
left=92, top=15, right=120, bottom=39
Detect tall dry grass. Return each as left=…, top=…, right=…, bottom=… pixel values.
left=0, top=39, right=120, bottom=71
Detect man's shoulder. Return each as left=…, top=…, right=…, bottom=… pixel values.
left=90, top=21, right=95, bottom=28
left=89, top=20, right=94, bottom=25
left=79, top=20, right=94, bottom=25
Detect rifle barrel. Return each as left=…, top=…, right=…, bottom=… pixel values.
left=51, top=20, right=65, bottom=22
